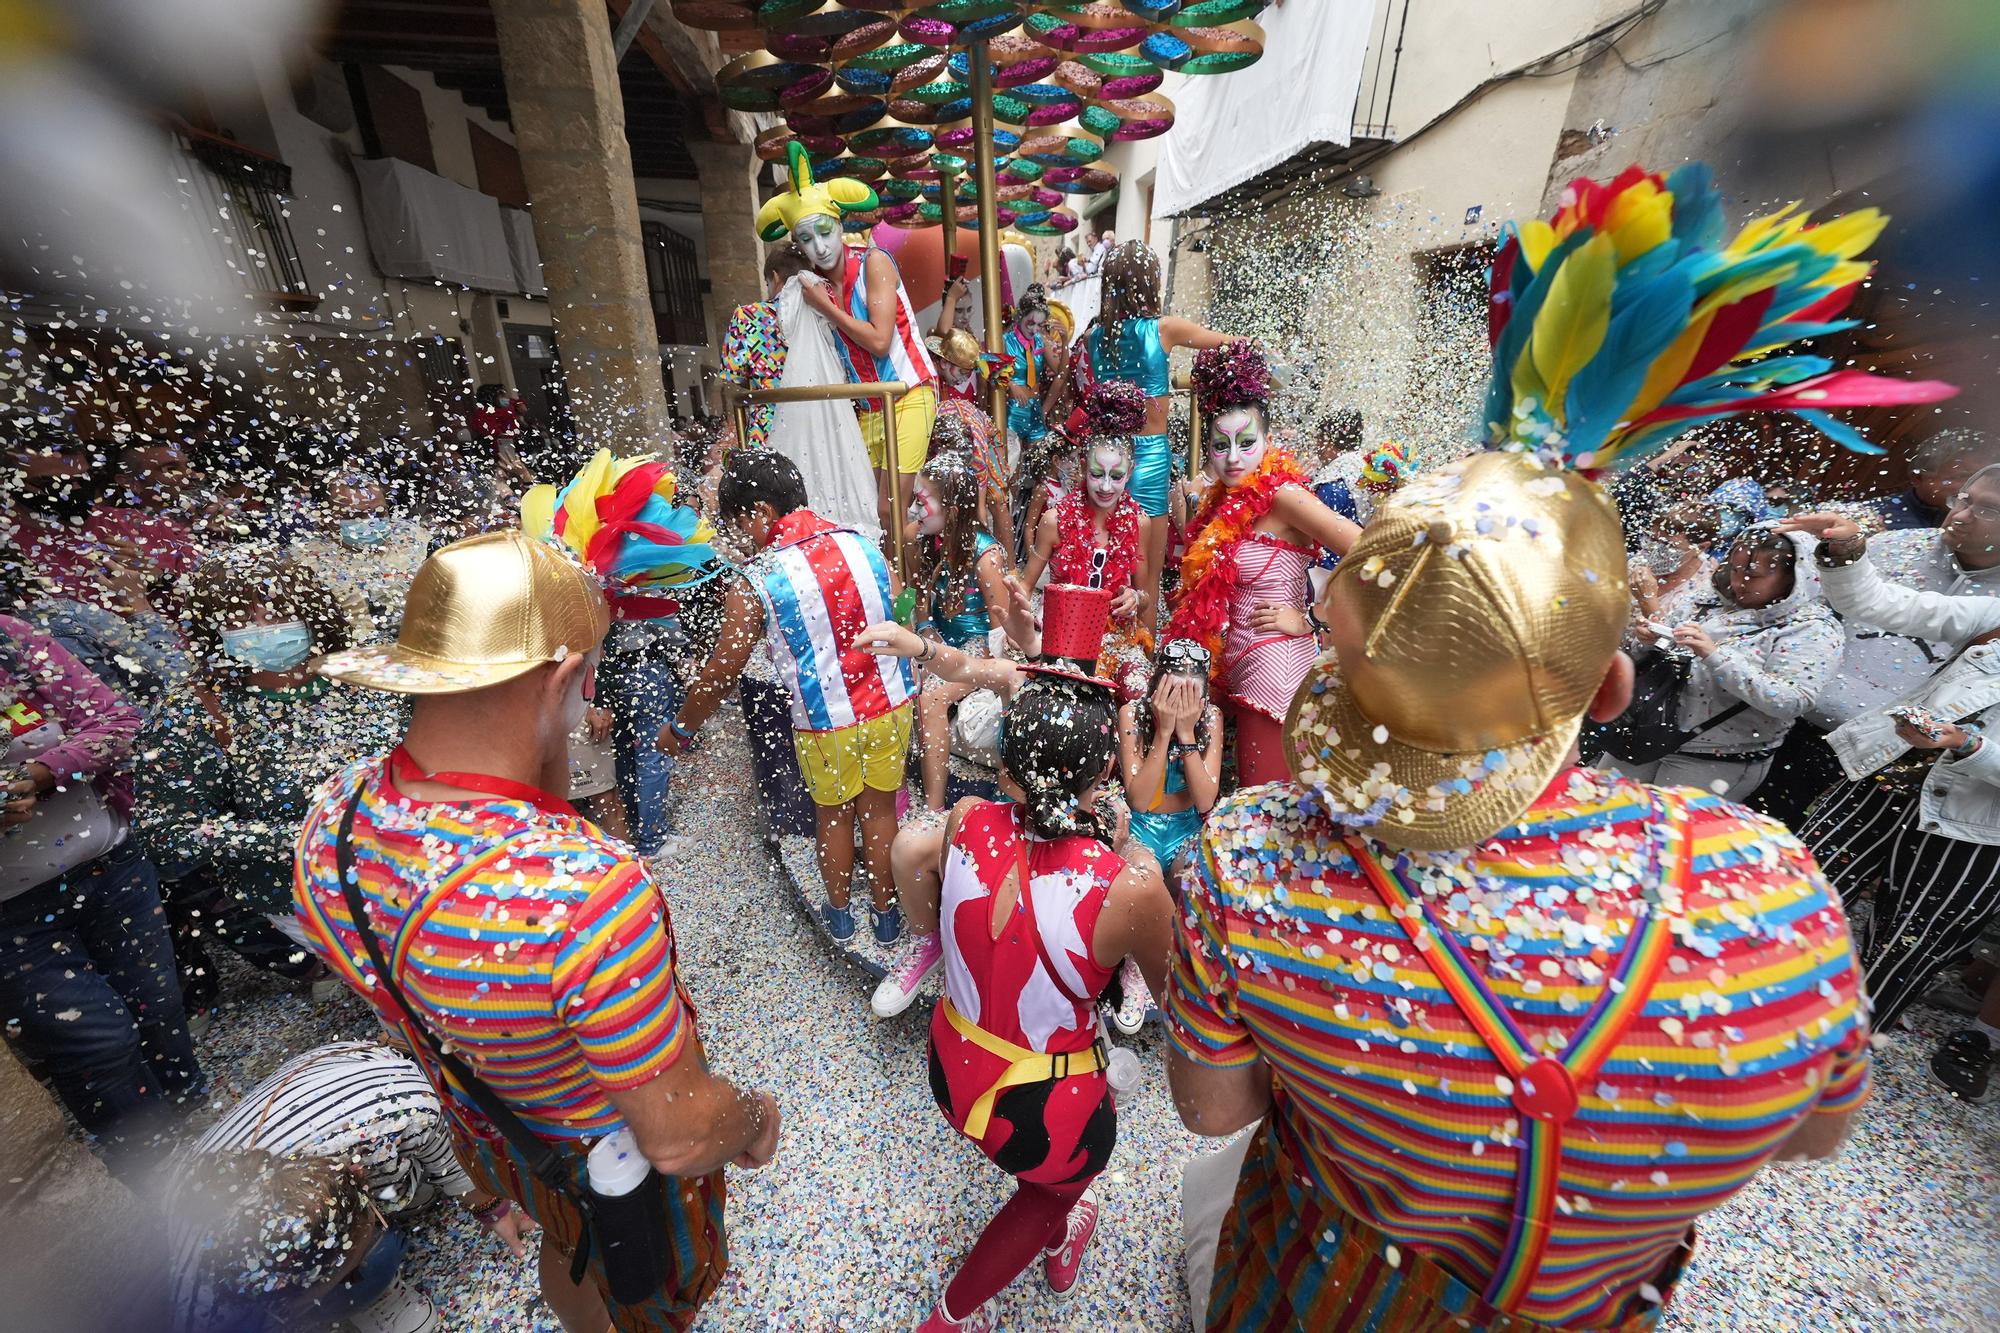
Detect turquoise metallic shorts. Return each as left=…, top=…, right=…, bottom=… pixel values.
left=1131, top=432, right=1172, bottom=517
left=1128, top=805, right=1202, bottom=874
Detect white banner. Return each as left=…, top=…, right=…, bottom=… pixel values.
left=1154, top=0, right=1377, bottom=217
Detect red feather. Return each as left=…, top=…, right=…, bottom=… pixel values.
left=1683, top=288, right=1775, bottom=384
left=1783, top=279, right=1863, bottom=326
left=596, top=461, right=668, bottom=525
left=1488, top=235, right=1519, bottom=348
left=1628, top=369, right=1959, bottom=429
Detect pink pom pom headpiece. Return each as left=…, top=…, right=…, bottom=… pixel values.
left=1080, top=380, right=1148, bottom=439
left=1192, top=341, right=1270, bottom=418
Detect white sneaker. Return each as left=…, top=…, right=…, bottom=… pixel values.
left=1112, top=956, right=1151, bottom=1036
left=347, top=1277, right=439, bottom=1333
left=871, top=932, right=944, bottom=1018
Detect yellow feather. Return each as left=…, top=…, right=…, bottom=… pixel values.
left=1527, top=234, right=1617, bottom=425
left=1725, top=203, right=1802, bottom=256
left=559, top=448, right=617, bottom=549
left=1604, top=182, right=1672, bottom=263
left=1517, top=219, right=1558, bottom=272
left=1800, top=208, right=1886, bottom=260
left=520, top=484, right=557, bottom=540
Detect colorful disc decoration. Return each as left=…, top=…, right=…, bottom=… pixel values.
left=735, top=2, right=1266, bottom=223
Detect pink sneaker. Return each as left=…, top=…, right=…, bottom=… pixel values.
left=871, top=932, right=943, bottom=1018
left=912, top=1295, right=994, bottom=1332
left=1043, top=1189, right=1100, bottom=1294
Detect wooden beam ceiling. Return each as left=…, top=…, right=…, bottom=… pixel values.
left=320, top=0, right=702, bottom=179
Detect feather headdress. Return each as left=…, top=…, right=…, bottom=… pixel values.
left=522, top=449, right=727, bottom=620
left=1485, top=163, right=1956, bottom=470
left=755, top=142, right=879, bottom=243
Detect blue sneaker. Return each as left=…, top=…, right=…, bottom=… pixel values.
left=820, top=902, right=855, bottom=943
left=871, top=903, right=904, bottom=946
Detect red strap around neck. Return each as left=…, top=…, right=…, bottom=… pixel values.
left=388, top=744, right=579, bottom=819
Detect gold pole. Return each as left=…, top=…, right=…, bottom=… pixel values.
left=727, top=379, right=912, bottom=575
left=938, top=160, right=961, bottom=310
left=968, top=41, right=1009, bottom=464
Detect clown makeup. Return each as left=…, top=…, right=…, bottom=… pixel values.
left=1018, top=307, right=1048, bottom=340
left=1085, top=443, right=1131, bottom=511
left=909, top=475, right=945, bottom=536
left=1208, top=408, right=1268, bottom=488
left=942, top=360, right=974, bottom=391
left=792, top=214, right=844, bottom=273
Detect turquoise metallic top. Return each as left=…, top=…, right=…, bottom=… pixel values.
left=931, top=530, right=1000, bottom=647
left=1090, top=317, right=1170, bottom=397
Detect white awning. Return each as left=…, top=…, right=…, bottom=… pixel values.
left=1154, top=0, right=1376, bottom=217
left=353, top=156, right=518, bottom=292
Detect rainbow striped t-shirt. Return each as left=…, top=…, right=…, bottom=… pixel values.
left=1169, top=768, right=1871, bottom=1327
left=293, top=758, right=692, bottom=1141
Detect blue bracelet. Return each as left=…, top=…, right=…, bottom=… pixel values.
left=668, top=717, right=693, bottom=740
left=1952, top=723, right=1983, bottom=758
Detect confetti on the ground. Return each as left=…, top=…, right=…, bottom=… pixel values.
left=183, top=701, right=2000, bottom=1333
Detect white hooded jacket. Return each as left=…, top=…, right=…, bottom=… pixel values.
left=1672, top=528, right=1844, bottom=755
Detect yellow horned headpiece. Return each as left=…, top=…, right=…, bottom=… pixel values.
left=756, top=142, right=879, bottom=243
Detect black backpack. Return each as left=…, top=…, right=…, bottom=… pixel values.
left=1583, top=649, right=1749, bottom=765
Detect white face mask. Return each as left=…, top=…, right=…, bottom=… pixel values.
left=1085, top=446, right=1131, bottom=511
left=911, top=484, right=945, bottom=536
left=1208, top=409, right=1268, bottom=488
left=793, top=215, right=844, bottom=272
left=943, top=361, right=974, bottom=390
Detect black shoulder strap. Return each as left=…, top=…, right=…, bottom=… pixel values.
left=333, top=786, right=596, bottom=1280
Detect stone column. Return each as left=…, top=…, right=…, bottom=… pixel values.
left=491, top=0, right=668, bottom=454
left=689, top=138, right=765, bottom=350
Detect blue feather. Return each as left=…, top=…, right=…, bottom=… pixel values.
left=1746, top=318, right=1860, bottom=347
left=1484, top=230, right=1591, bottom=441
left=1661, top=355, right=1835, bottom=408
left=1795, top=409, right=1886, bottom=455
left=1563, top=269, right=1696, bottom=456
left=1666, top=164, right=1722, bottom=248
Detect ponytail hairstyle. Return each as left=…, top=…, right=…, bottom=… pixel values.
left=1003, top=672, right=1120, bottom=842
left=917, top=452, right=988, bottom=621
left=1096, top=241, right=1162, bottom=371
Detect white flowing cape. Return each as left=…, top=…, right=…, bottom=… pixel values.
left=772, top=275, right=881, bottom=542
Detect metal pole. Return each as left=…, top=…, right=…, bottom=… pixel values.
left=727, top=379, right=913, bottom=575
left=968, top=41, right=1010, bottom=463
left=938, top=160, right=960, bottom=311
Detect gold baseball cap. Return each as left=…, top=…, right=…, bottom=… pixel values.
left=316, top=530, right=610, bottom=695
left=1284, top=450, right=1629, bottom=850
left=934, top=327, right=982, bottom=372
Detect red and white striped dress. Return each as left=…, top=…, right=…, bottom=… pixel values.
left=1223, top=532, right=1320, bottom=722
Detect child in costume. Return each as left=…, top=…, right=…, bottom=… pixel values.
left=759, top=144, right=938, bottom=539
left=1119, top=639, right=1223, bottom=884
left=1165, top=342, right=1361, bottom=786
left=1002, top=284, right=1062, bottom=455
left=1014, top=431, right=1080, bottom=570
left=1019, top=381, right=1152, bottom=692
left=661, top=450, right=916, bottom=946
left=898, top=657, right=1171, bottom=1333
left=854, top=584, right=1124, bottom=1021
left=1079, top=241, right=1241, bottom=629
left=911, top=453, right=1030, bottom=813
left=930, top=391, right=1012, bottom=545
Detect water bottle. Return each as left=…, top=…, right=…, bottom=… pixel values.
left=1105, top=1044, right=1143, bottom=1097
left=585, top=1128, right=668, bottom=1305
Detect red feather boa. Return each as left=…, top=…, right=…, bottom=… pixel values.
left=1166, top=449, right=1310, bottom=682
left=1053, top=490, right=1141, bottom=602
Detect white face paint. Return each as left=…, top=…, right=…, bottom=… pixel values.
left=1084, top=444, right=1131, bottom=511
left=942, top=361, right=974, bottom=390
left=792, top=214, right=844, bottom=273
left=911, top=478, right=945, bottom=536
left=1208, top=408, right=1268, bottom=488
left=1018, top=309, right=1047, bottom=339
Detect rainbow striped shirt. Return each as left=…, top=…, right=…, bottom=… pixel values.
left=1169, top=769, right=1871, bottom=1327
left=293, top=758, right=692, bottom=1140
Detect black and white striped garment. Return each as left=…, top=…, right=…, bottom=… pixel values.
left=163, top=1041, right=476, bottom=1327
left=1800, top=777, right=2000, bottom=1030
left=169, top=1040, right=475, bottom=1210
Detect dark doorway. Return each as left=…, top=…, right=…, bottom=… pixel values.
left=505, top=323, right=563, bottom=431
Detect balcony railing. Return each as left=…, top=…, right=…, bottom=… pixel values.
left=169, top=123, right=315, bottom=304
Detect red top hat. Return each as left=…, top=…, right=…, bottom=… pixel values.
left=1041, top=583, right=1112, bottom=662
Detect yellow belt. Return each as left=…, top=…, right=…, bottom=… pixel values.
left=942, top=997, right=1106, bottom=1140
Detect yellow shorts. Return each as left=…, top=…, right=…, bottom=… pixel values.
left=860, top=384, right=937, bottom=475
left=793, top=703, right=913, bottom=806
